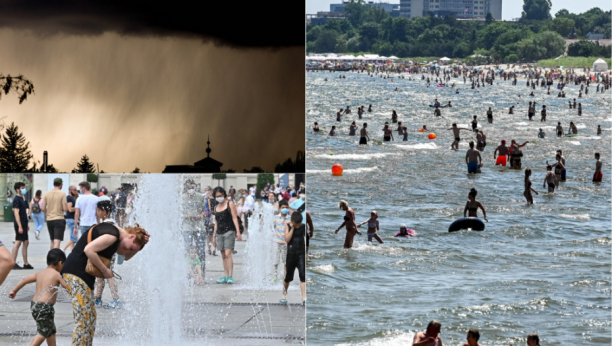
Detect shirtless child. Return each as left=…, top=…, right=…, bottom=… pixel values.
left=413, top=320, right=443, bottom=346
left=447, top=123, right=471, bottom=150
left=463, top=329, right=481, bottom=346
left=9, top=249, right=68, bottom=346
left=543, top=165, right=557, bottom=193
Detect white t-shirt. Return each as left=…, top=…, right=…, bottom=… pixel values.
left=75, top=193, right=99, bottom=227
left=274, top=187, right=281, bottom=194
left=243, top=195, right=255, bottom=213
left=249, top=186, right=256, bottom=197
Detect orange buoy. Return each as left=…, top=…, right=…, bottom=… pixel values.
left=428, top=133, right=436, bottom=140
left=332, top=163, right=343, bottom=176
left=418, top=129, right=425, bottom=132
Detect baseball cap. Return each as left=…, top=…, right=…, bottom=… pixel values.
left=501, top=139, right=506, bottom=143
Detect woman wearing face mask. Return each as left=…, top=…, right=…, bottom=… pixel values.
left=335, top=200, right=361, bottom=249
left=212, top=187, right=242, bottom=284
left=235, top=190, right=246, bottom=222
left=268, top=192, right=279, bottom=214
left=357, top=210, right=383, bottom=244
left=279, top=211, right=306, bottom=305
left=61, top=199, right=149, bottom=345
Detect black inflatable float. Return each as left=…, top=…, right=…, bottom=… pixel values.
left=448, top=217, right=485, bottom=232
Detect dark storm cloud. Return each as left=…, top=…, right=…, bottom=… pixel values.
left=0, top=0, right=303, bottom=47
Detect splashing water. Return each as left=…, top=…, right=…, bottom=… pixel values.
left=243, top=202, right=276, bottom=288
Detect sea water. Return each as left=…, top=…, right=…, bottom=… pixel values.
left=306, top=71, right=611, bottom=345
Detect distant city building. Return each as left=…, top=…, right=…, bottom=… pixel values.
left=162, top=136, right=223, bottom=173
left=400, top=0, right=501, bottom=20
left=331, top=1, right=400, bottom=17
left=586, top=32, right=605, bottom=40
left=307, top=12, right=345, bottom=25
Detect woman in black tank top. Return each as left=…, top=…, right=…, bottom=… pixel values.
left=280, top=212, right=306, bottom=305
left=213, top=187, right=242, bottom=285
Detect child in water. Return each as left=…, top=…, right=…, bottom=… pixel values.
left=187, top=248, right=204, bottom=285
left=9, top=249, right=68, bottom=346
left=463, top=329, right=481, bottom=346
left=394, top=224, right=417, bottom=237
left=356, top=211, right=383, bottom=244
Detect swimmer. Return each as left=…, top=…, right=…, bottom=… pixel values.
left=336, top=110, right=343, bottom=122
left=556, top=150, right=566, bottom=180
left=593, top=152, right=603, bottom=182
left=486, top=107, right=493, bottom=124
left=434, top=105, right=441, bottom=117
left=394, top=224, right=416, bottom=237
left=466, top=141, right=482, bottom=174
left=538, top=128, right=545, bottom=138
left=509, top=105, right=514, bottom=114
left=464, top=188, right=488, bottom=222
left=445, top=101, right=452, bottom=108
left=359, top=123, right=369, bottom=145
left=334, top=200, right=361, bottom=249
left=540, top=105, right=547, bottom=122
left=548, top=154, right=565, bottom=186
left=456, top=89, right=460, bottom=94
left=556, top=122, right=563, bottom=137
left=471, top=116, right=478, bottom=131
left=569, top=121, right=577, bottom=134
left=493, top=140, right=509, bottom=166
left=356, top=211, right=383, bottom=244
left=329, top=126, right=336, bottom=136
left=463, top=329, right=482, bottom=346
left=391, top=110, right=398, bottom=123
left=422, top=125, right=428, bottom=131
left=524, top=168, right=539, bottom=204
left=368, top=104, right=372, bottom=112
left=572, top=98, right=576, bottom=109
left=396, top=122, right=404, bottom=136
left=509, top=140, right=528, bottom=168
left=382, top=124, right=394, bottom=142
left=527, top=101, right=535, bottom=121
left=413, top=320, right=443, bottom=346
left=349, top=122, right=357, bottom=136
left=344, top=105, right=351, bottom=114
left=578, top=103, right=582, bottom=116
left=313, top=122, right=320, bottom=132
left=597, top=125, right=602, bottom=135
left=447, top=123, right=470, bottom=150
left=527, top=334, right=540, bottom=346
left=402, top=126, right=408, bottom=141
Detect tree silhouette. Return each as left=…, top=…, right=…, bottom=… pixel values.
left=243, top=166, right=265, bottom=173
left=0, top=75, right=35, bottom=104
left=275, top=151, right=305, bottom=173
left=222, top=169, right=236, bottom=173
left=72, top=154, right=96, bottom=173
left=0, top=122, right=33, bottom=172
left=132, top=167, right=140, bottom=173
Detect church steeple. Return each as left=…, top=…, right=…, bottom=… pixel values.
left=206, top=135, right=211, bottom=158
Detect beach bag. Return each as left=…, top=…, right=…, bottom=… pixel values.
left=85, top=228, right=112, bottom=278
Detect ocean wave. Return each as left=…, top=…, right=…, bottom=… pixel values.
left=306, top=166, right=379, bottom=174
left=335, top=330, right=416, bottom=346
left=314, top=153, right=396, bottom=160
left=394, top=143, right=438, bottom=150
left=559, top=213, right=590, bottom=220
left=310, top=264, right=335, bottom=274
left=568, top=140, right=581, bottom=145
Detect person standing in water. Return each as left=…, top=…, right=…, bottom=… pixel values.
left=593, top=152, right=603, bottom=182
left=313, top=122, right=319, bottom=132
left=471, top=116, right=478, bottom=131
left=382, top=124, right=394, bottom=141
left=486, top=107, right=493, bottom=124
left=493, top=140, right=509, bottom=166
left=464, top=188, right=488, bottom=222
left=448, top=123, right=470, bottom=150
left=538, top=128, right=545, bottom=138
left=556, top=122, right=563, bottom=137
left=556, top=150, right=567, bottom=181
left=527, top=334, right=540, bottom=346
left=463, top=329, right=482, bottom=346
left=524, top=169, right=539, bottom=204
left=597, top=125, right=602, bottom=135
left=466, top=141, right=482, bottom=174
left=540, top=105, right=547, bottom=122
left=356, top=211, right=383, bottom=244
left=349, top=121, right=357, bottom=136
left=569, top=122, right=578, bottom=134
left=543, top=165, right=557, bottom=192
left=359, top=123, right=369, bottom=145
left=335, top=200, right=361, bottom=249
left=212, top=187, right=242, bottom=284
left=329, top=126, right=336, bottom=136
left=413, top=320, right=443, bottom=346
left=279, top=212, right=306, bottom=305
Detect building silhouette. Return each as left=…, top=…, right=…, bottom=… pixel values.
left=162, top=135, right=223, bottom=173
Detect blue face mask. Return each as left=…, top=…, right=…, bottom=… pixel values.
left=281, top=208, right=289, bottom=215
left=237, top=194, right=242, bottom=198
left=20, top=188, right=27, bottom=195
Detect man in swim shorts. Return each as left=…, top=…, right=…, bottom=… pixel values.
left=544, top=165, right=556, bottom=192
left=593, top=152, right=603, bottom=182
left=493, top=140, right=509, bottom=166
left=556, top=122, right=563, bottom=137
left=359, top=123, right=369, bottom=145
left=557, top=150, right=566, bottom=180
left=540, top=105, right=547, bottom=122
left=447, top=123, right=470, bottom=150
left=466, top=141, right=482, bottom=174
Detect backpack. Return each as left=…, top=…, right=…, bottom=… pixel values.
left=31, top=200, right=41, bottom=214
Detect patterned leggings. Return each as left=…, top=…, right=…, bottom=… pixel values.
left=63, top=274, right=96, bottom=346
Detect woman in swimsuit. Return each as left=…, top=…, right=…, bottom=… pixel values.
left=335, top=200, right=361, bottom=249
left=391, top=110, right=398, bottom=123
left=463, top=188, right=488, bottom=222
left=382, top=124, right=394, bottom=142
left=356, top=211, right=383, bottom=244
left=523, top=169, right=539, bottom=204
left=510, top=144, right=524, bottom=168
left=313, top=122, right=320, bottom=132
left=349, top=121, right=357, bottom=136
left=549, top=155, right=565, bottom=185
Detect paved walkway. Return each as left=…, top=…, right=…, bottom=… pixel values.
left=0, top=221, right=304, bottom=345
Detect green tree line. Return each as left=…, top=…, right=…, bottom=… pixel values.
left=307, top=0, right=611, bottom=62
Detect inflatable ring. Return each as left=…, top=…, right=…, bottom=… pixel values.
left=419, top=129, right=425, bottom=132
left=448, top=217, right=485, bottom=232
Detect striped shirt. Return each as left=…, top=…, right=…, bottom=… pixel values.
left=273, top=214, right=290, bottom=244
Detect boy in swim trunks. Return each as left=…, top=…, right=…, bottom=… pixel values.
left=447, top=123, right=470, bottom=150
left=543, top=165, right=557, bottom=192
left=9, top=249, right=67, bottom=346
left=556, top=122, right=563, bottom=137
left=593, top=152, right=603, bottom=182
left=359, top=123, right=369, bottom=145
left=356, top=211, right=383, bottom=244
left=466, top=141, right=482, bottom=173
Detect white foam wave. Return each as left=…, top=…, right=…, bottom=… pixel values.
left=568, top=141, right=581, bottom=145
left=315, top=153, right=395, bottom=160
left=306, top=166, right=379, bottom=174
left=576, top=124, right=587, bottom=129
left=560, top=214, right=590, bottom=220
left=311, top=264, right=334, bottom=274
left=394, top=143, right=438, bottom=150
left=336, top=331, right=416, bottom=346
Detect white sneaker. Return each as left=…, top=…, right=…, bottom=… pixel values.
left=35, top=230, right=40, bottom=240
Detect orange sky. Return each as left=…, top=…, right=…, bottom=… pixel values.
left=0, top=29, right=304, bottom=172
